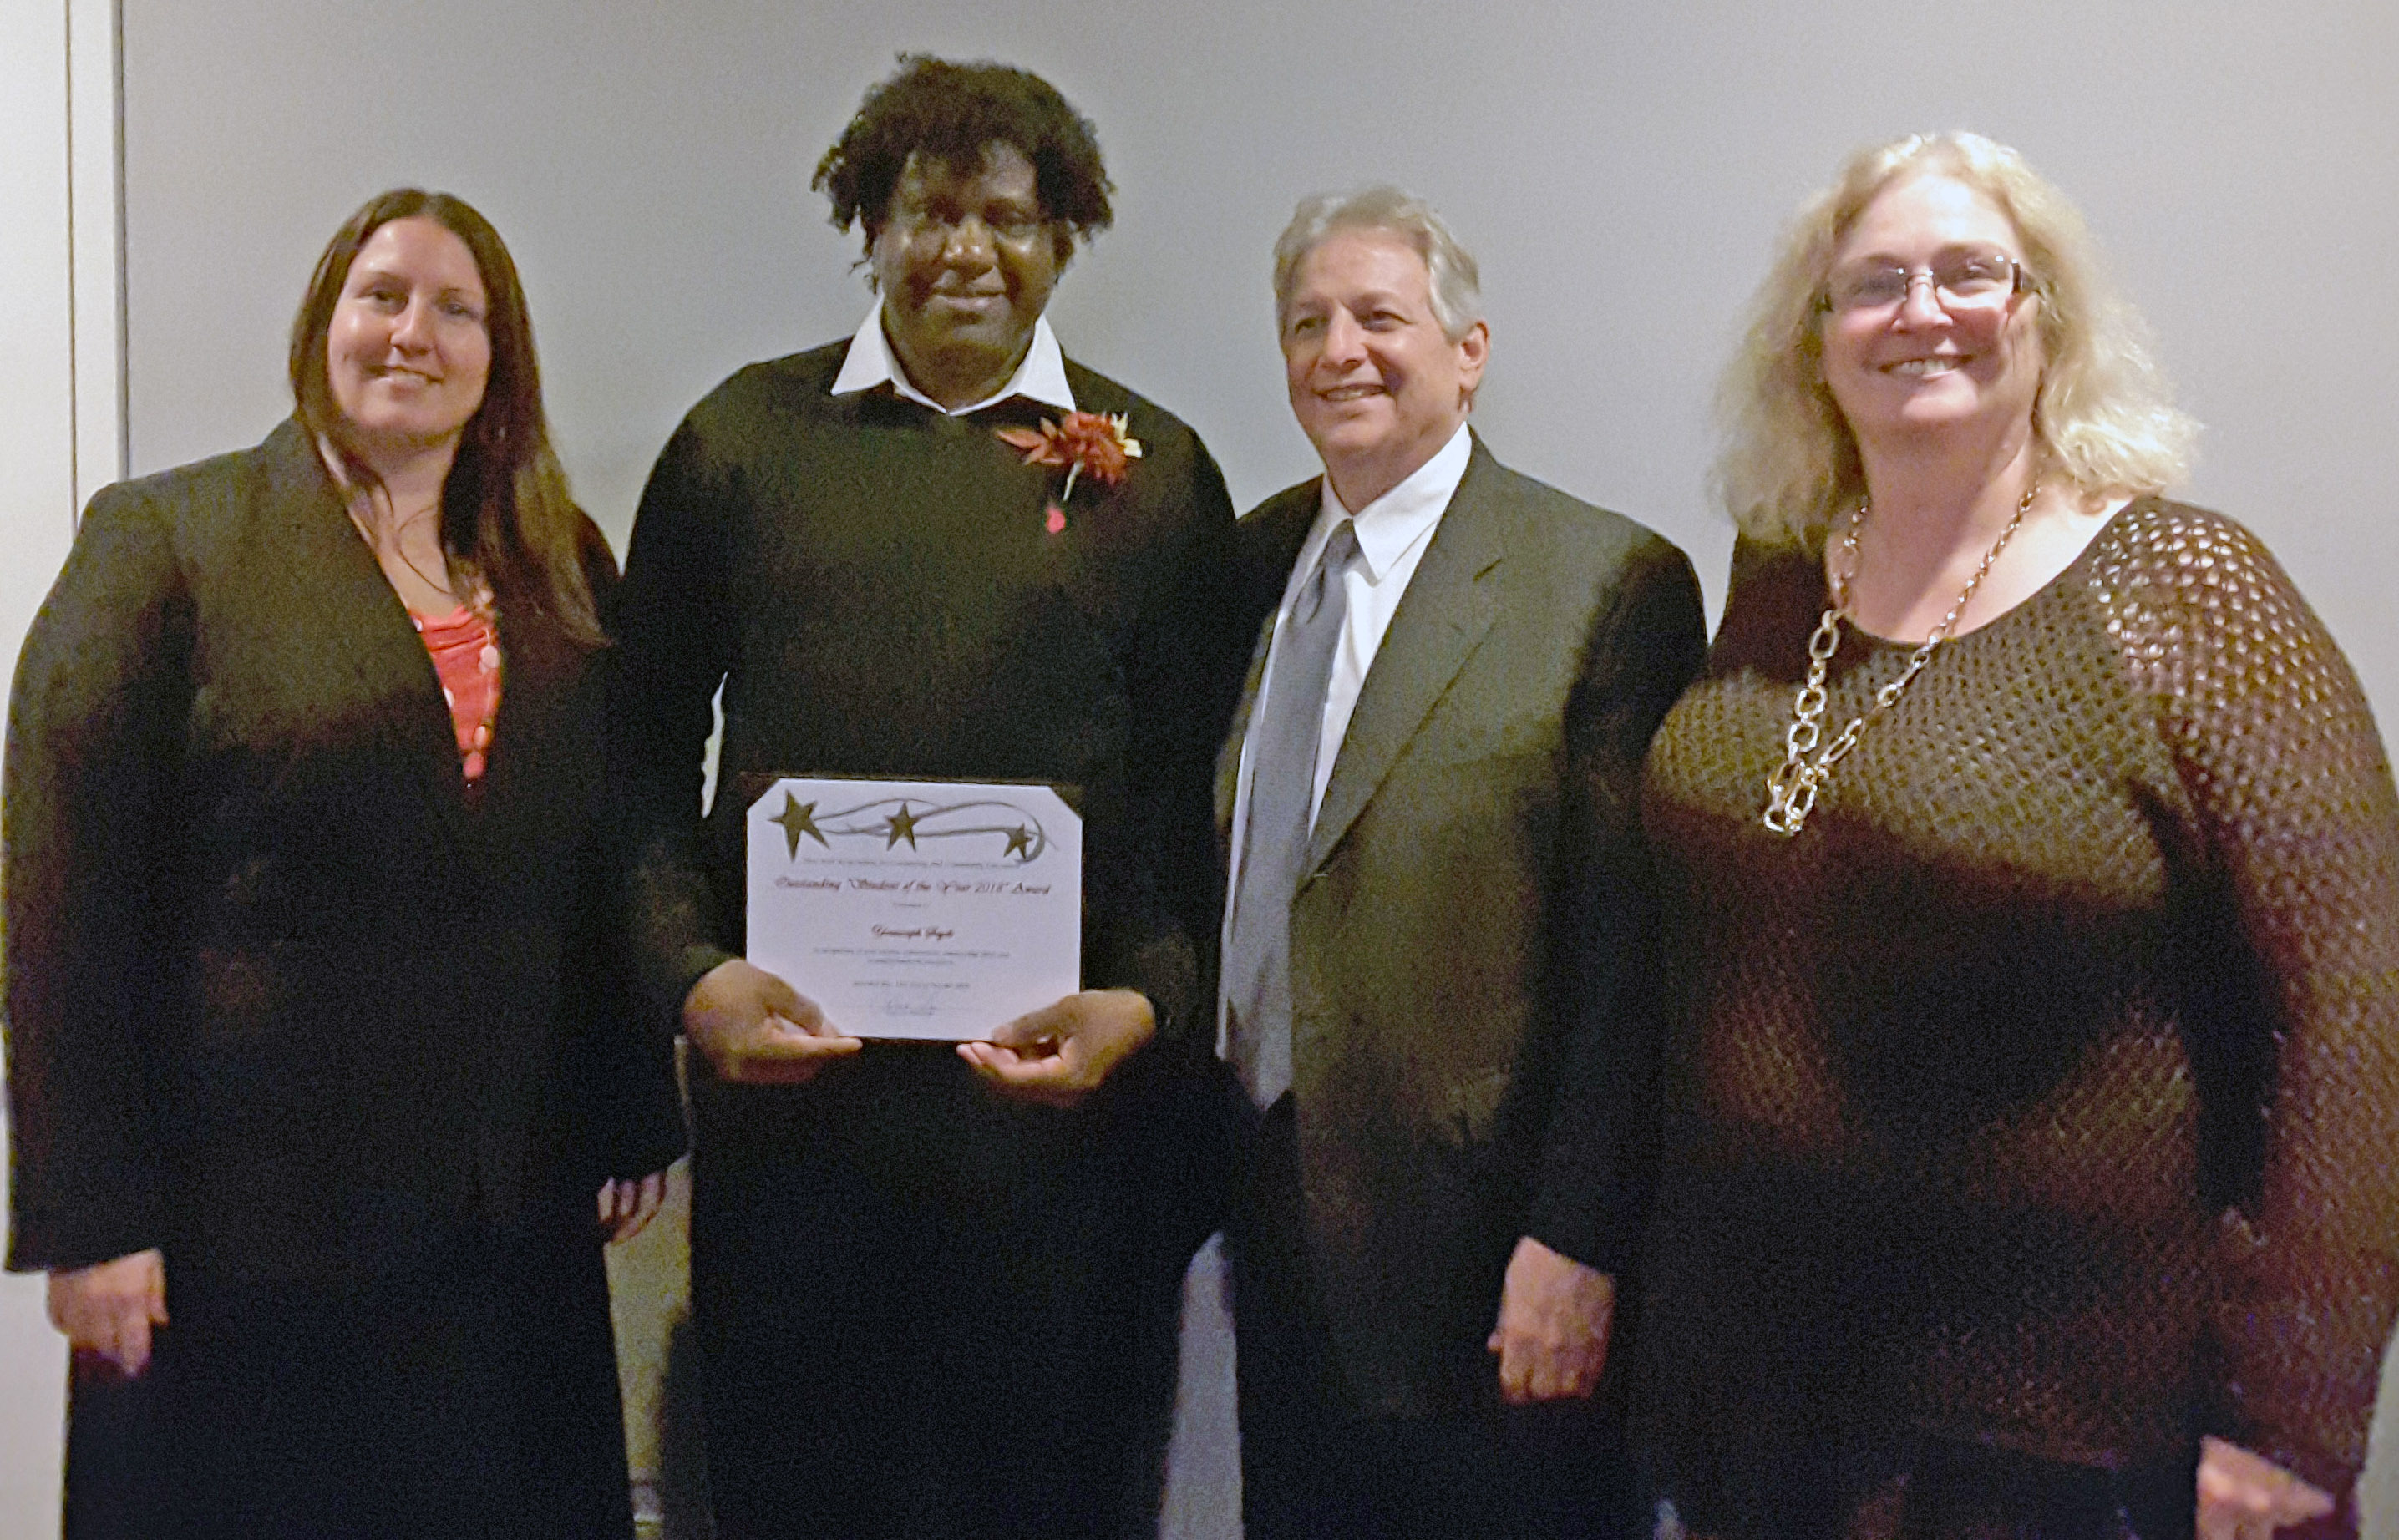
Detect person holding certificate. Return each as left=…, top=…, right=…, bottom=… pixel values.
left=4, top=189, right=681, bottom=1537
left=611, top=55, right=1247, bottom=1540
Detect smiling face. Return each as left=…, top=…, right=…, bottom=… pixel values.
left=1818, top=171, right=2043, bottom=462
left=870, top=140, right=1061, bottom=410
left=325, top=217, right=491, bottom=467
left=1281, top=227, right=1488, bottom=511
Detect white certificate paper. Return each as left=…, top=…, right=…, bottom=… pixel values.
left=745, top=776, right=1082, bottom=1041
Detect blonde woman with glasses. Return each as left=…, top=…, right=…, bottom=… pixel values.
left=1636, top=132, right=2399, bottom=1539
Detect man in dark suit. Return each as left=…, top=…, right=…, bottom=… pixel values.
left=1217, top=186, right=1707, bottom=1537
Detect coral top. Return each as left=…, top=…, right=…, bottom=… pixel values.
left=412, top=605, right=502, bottom=781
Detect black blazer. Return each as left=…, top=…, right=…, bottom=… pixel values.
left=4, top=419, right=682, bottom=1283
left=1220, top=436, right=1706, bottom=1416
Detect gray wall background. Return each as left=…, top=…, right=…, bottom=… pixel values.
left=111, top=2, right=2398, bottom=1526
left=124, top=1, right=2399, bottom=730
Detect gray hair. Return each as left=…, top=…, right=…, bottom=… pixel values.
left=1272, top=185, right=1484, bottom=342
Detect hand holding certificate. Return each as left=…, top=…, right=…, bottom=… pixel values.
left=681, top=957, right=861, bottom=1084
left=958, top=988, right=1156, bottom=1106
left=745, top=776, right=1083, bottom=1042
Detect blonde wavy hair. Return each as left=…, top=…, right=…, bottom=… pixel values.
left=1716, top=131, right=2197, bottom=547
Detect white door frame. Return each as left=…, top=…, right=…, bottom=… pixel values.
left=1, top=1, right=121, bottom=1534
left=68, top=0, right=126, bottom=512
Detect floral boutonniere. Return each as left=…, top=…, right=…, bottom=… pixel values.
left=997, top=412, right=1142, bottom=532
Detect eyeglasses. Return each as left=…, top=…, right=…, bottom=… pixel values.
left=887, top=203, right=1050, bottom=248
left=1821, top=255, right=2036, bottom=316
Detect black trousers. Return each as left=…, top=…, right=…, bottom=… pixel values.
left=689, top=1050, right=1186, bottom=1540
left=1228, top=1098, right=1641, bottom=1540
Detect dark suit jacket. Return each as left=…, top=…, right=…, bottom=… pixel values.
left=1221, top=435, right=1705, bottom=1417
left=4, top=418, right=682, bottom=1283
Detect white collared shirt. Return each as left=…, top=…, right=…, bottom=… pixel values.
left=829, top=303, right=1077, bottom=415
left=1226, top=420, right=1474, bottom=887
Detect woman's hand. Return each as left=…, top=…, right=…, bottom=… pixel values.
left=957, top=989, right=1155, bottom=1107
left=47, top=1248, right=168, bottom=1377
left=598, top=1170, right=670, bottom=1244
left=2197, top=1436, right=2336, bottom=1539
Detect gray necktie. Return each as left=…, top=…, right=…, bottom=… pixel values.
left=1226, top=519, right=1360, bottom=1107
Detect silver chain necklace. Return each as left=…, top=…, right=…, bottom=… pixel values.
left=1760, top=483, right=2036, bottom=838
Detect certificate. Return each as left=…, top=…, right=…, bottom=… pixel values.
left=744, top=775, right=1082, bottom=1041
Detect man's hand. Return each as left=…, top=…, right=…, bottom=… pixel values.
left=683, top=958, right=861, bottom=1084
left=1487, top=1234, right=1615, bottom=1404
left=956, top=988, right=1155, bottom=1108
left=2197, top=1436, right=2336, bottom=1540
left=598, top=1170, right=672, bottom=1244
left=48, top=1248, right=168, bottom=1378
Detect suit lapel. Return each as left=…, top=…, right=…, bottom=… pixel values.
left=1304, top=441, right=1505, bottom=870
left=1217, top=488, right=1322, bottom=841
left=263, top=421, right=477, bottom=864
left=1216, top=615, right=1274, bottom=834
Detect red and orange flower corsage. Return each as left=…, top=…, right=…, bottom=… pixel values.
left=997, top=411, right=1143, bottom=529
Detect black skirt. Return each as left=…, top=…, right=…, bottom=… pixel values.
left=63, top=1197, right=635, bottom=1540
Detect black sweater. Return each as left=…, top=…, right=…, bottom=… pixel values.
left=611, top=342, right=1247, bottom=1160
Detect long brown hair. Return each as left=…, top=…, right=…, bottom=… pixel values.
left=291, top=189, right=603, bottom=647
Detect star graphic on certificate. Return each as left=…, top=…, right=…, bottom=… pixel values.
left=1003, top=825, right=1034, bottom=858
left=773, top=793, right=826, bottom=857
left=885, top=803, right=921, bottom=849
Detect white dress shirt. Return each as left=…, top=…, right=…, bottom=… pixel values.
left=1223, top=421, right=1474, bottom=913
left=829, top=303, right=1077, bottom=415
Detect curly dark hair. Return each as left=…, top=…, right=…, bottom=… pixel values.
left=813, top=55, right=1113, bottom=265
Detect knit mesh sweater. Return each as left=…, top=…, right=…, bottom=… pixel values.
left=1638, top=498, right=2399, bottom=1534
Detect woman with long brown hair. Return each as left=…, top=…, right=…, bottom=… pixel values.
left=5, top=189, right=680, bottom=1538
